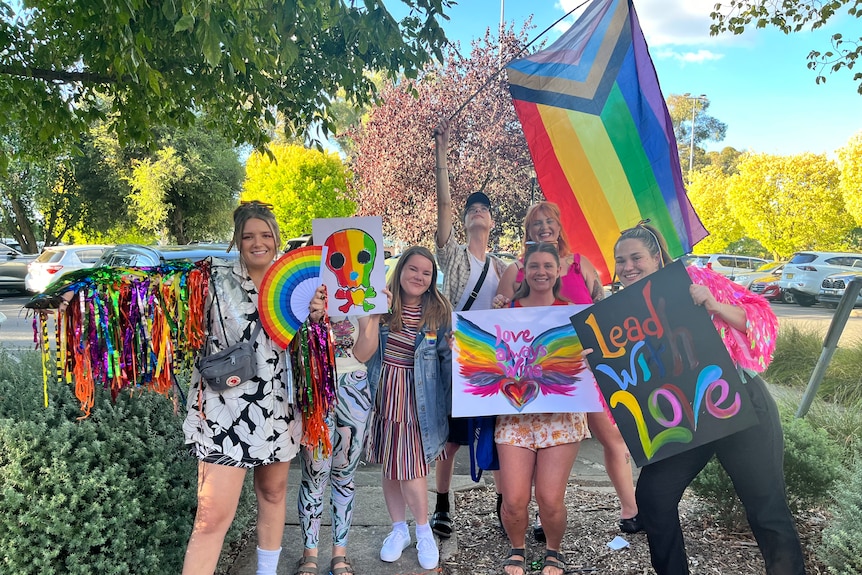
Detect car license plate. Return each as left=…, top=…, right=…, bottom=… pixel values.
left=823, top=289, right=837, bottom=295
left=785, top=273, right=794, bottom=279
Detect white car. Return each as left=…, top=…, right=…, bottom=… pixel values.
left=779, top=251, right=862, bottom=307
left=25, top=245, right=111, bottom=293
left=679, top=254, right=770, bottom=281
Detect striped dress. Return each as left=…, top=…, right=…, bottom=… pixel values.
left=366, top=304, right=428, bottom=480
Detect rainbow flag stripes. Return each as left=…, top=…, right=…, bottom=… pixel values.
left=506, top=0, right=707, bottom=283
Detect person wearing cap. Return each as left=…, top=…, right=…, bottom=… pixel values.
left=431, top=118, right=508, bottom=539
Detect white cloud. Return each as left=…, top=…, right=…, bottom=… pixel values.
left=654, top=49, right=725, bottom=63
left=553, top=0, right=739, bottom=47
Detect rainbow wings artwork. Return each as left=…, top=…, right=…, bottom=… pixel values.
left=506, top=0, right=707, bottom=283
left=451, top=305, right=605, bottom=417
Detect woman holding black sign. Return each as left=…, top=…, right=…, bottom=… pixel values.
left=182, top=201, right=327, bottom=575
left=492, top=242, right=588, bottom=575
left=613, top=222, right=805, bottom=575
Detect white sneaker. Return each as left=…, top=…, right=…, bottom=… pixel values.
left=380, top=529, right=412, bottom=562
left=416, top=535, right=439, bottom=570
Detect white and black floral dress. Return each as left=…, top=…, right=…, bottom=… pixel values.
left=184, top=259, right=301, bottom=468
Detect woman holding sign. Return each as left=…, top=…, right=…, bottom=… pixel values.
left=497, top=201, right=642, bottom=535
left=492, top=242, right=589, bottom=575
left=613, top=222, right=804, bottom=575
left=364, top=246, right=452, bottom=571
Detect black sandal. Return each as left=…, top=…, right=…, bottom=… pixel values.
left=329, top=555, right=353, bottom=575
left=503, top=547, right=526, bottom=575
left=430, top=510, right=453, bottom=539
left=294, top=555, right=319, bottom=575
left=542, top=549, right=566, bottom=575
left=619, top=514, right=644, bottom=534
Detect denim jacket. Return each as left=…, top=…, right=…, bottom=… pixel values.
left=366, top=322, right=452, bottom=464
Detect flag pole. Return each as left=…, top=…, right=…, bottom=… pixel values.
left=446, top=0, right=591, bottom=123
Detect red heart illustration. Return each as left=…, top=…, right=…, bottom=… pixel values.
left=501, top=380, right=540, bottom=411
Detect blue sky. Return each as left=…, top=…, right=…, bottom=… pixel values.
left=432, top=0, right=862, bottom=157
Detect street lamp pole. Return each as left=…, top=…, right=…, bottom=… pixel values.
left=499, top=0, right=506, bottom=66
left=684, top=92, right=707, bottom=179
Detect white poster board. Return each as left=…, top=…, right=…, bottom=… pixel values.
left=452, top=305, right=604, bottom=417
left=312, top=216, right=388, bottom=317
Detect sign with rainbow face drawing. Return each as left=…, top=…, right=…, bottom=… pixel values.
left=451, top=305, right=605, bottom=417
left=312, top=216, right=387, bottom=317
left=569, top=261, right=758, bottom=467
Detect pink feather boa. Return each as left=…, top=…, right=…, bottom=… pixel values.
left=686, top=266, right=778, bottom=372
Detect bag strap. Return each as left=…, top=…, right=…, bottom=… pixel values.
left=205, top=279, right=262, bottom=355
left=461, top=256, right=491, bottom=312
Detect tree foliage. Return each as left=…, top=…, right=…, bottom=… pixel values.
left=0, top=0, right=454, bottom=164
left=838, top=131, right=862, bottom=225
left=242, top=144, right=355, bottom=241
left=351, top=26, right=536, bottom=249
left=711, top=0, right=862, bottom=94
left=70, top=122, right=241, bottom=244
left=688, top=166, right=746, bottom=253
left=667, top=94, right=727, bottom=177
left=726, top=152, right=850, bottom=258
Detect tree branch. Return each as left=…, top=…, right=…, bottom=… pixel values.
left=0, top=65, right=116, bottom=85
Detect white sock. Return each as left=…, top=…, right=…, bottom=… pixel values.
left=415, top=522, right=433, bottom=539
left=393, top=520, right=409, bottom=536
left=255, top=546, right=282, bottom=575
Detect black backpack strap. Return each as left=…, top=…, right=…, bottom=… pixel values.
left=461, top=256, right=491, bottom=312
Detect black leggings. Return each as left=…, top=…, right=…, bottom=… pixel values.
left=636, top=374, right=806, bottom=575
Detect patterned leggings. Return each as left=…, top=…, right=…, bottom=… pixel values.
left=298, top=369, right=373, bottom=549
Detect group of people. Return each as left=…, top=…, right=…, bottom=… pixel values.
left=176, top=117, right=807, bottom=575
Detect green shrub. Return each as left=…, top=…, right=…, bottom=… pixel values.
left=819, top=339, right=862, bottom=406
left=0, top=350, right=254, bottom=574
left=764, top=324, right=823, bottom=389
left=818, top=457, right=862, bottom=574
left=690, top=406, right=843, bottom=528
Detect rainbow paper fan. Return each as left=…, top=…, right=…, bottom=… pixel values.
left=259, top=245, right=327, bottom=349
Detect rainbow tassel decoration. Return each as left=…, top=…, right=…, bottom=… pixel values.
left=25, top=261, right=210, bottom=417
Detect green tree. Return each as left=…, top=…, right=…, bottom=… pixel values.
left=687, top=166, right=746, bottom=253
left=242, top=144, right=355, bottom=240
left=711, top=0, right=862, bottom=94
left=127, top=127, right=241, bottom=244
left=726, top=152, right=850, bottom=258
left=838, top=131, right=862, bottom=225
left=667, top=93, right=727, bottom=177
left=705, top=146, right=744, bottom=176
left=71, top=121, right=241, bottom=244
left=0, top=0, right=453, bottom=164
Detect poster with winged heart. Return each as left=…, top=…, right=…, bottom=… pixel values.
left=451, top=305, right=605, bottom=417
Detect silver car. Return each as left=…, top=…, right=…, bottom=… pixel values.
left=818, top=271, right=862, bottom=309
left=780, top=251, right=862, bottom=307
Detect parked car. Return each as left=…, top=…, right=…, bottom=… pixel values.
left=679, top=253, right=770, bottom=281
left=97, top=243, right=238, bottom=267
left=0, top=243, right=39, bottom=293
left=25, top=245, right=111, bottom=293
left=734, top=262, right=786, bottom=290
left=818, top=271, right=862, bottom=308
left=779, top=251, right=862, bottom=307
left=748, top=264, right=795, bottom=303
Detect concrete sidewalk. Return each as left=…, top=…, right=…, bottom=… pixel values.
left=227, top=437, right=626, bottom=575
